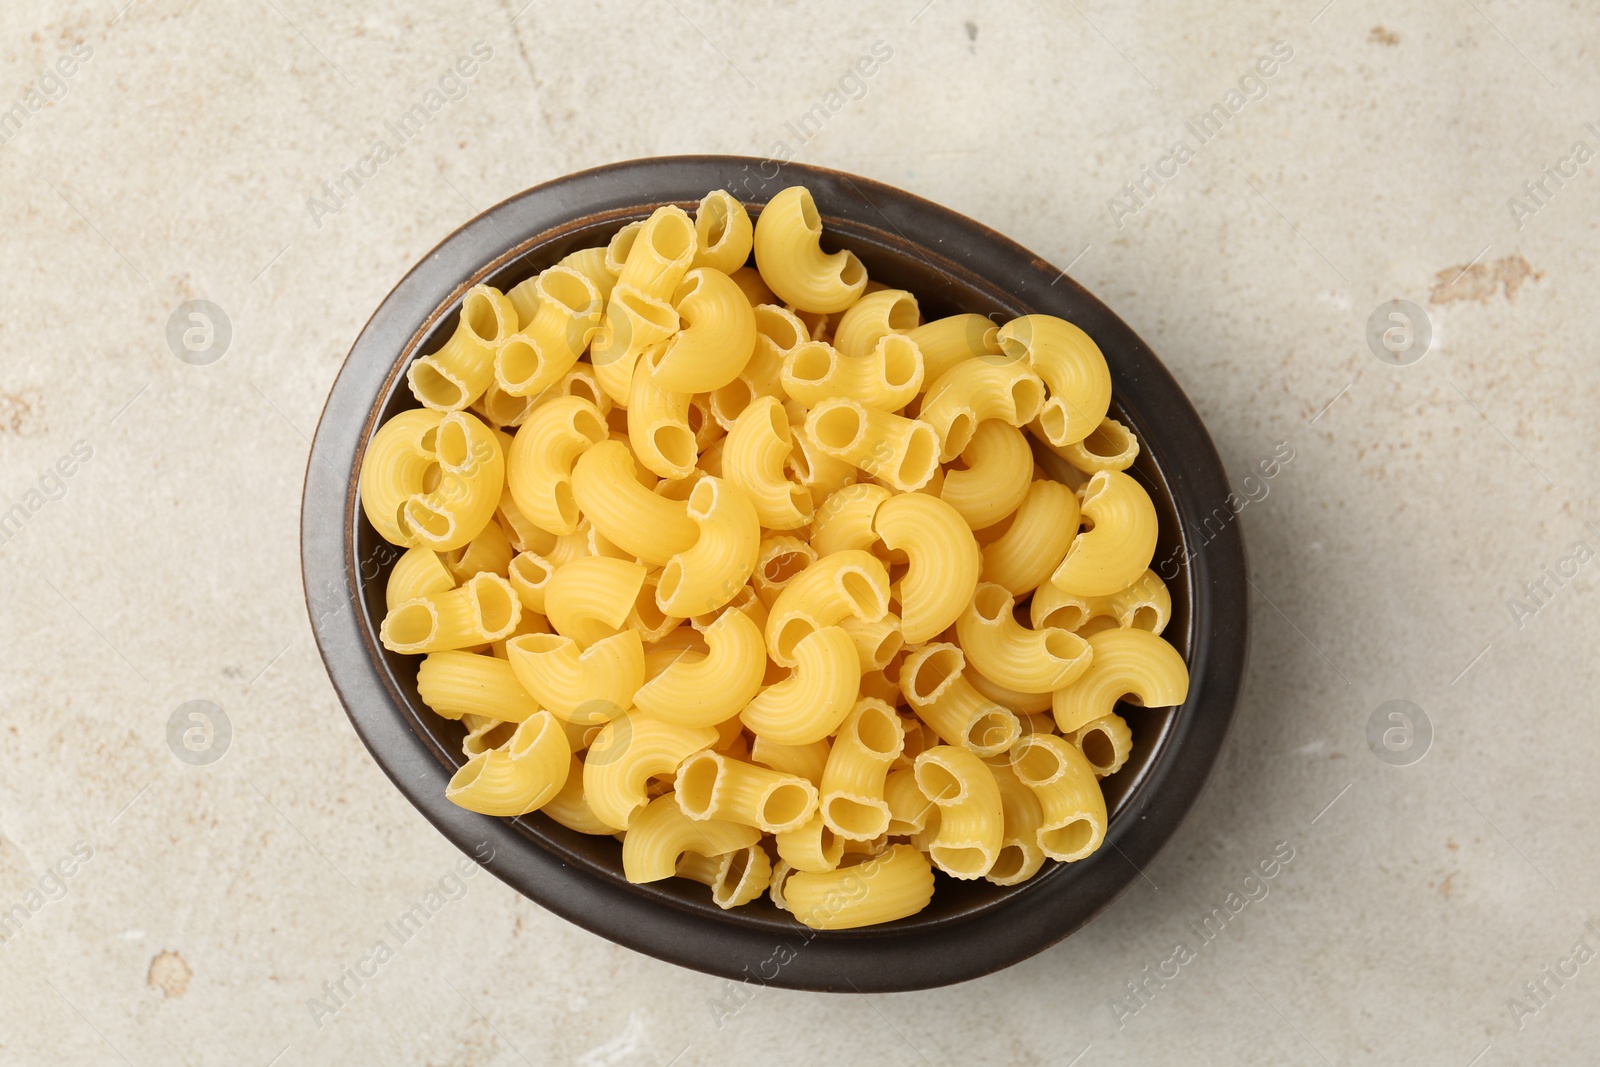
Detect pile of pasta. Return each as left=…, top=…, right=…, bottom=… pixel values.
left=359, top=185, right=1190, bottom=930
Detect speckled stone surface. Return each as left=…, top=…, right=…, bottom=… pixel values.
left=2, top=2, right=1596, bottom=1064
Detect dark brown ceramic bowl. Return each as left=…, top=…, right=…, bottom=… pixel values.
left=301, top=156, right=1248, bottom=992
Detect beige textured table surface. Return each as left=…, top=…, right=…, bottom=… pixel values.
left=3, top=1, right=1597, bottom=1064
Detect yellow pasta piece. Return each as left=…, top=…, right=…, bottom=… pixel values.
left=838, top=613, right=904, bottom=673
left=1008, top=733, right=1107, bottom=862
left=626, top=353, right=697, bottom=479
left=783, top=844, right=935, bottom=929
left=506, top=396, right=608, bottom=536
left=582, top=713, right=718, bottom=830
left=723, top=396, right=812, bottom=530
left=1051, top=628, right=1189, bottom=733
left=543, top=556, right=645, bottom=648
left=752, top=186, right=868, bottom=313
left=416, top=650, right=540, bottom=722
left=648, top=267, right=756, bottom=393
left=740, top=626, right=860, bottom=745
left=914, top=746, right=1003, bottom=879
left=780, top=335, right=923, bottom=411
left=386, top=545, right=454, bottom=611
left=709, top=304, right=802, bottom=430
left=407, top=285, right=517, bottom=412
left=569, top=439, right=698, bottom=565
left=917, top=357, right=1046, bottom=462
left=811, top=483, right=889, bottom=557
left=805, top=398, right=940, bottom=492
left=675, top=843, right=772, bottom=909
left=498, top=265, right=603, bottom=396
left=984, top=759, right=1046, bottom=886
left=1070, top=712, right=1133, bottom=777
left=749, top=735, right=831, bottom=785
left=831, top=288, right=919, bottom=361
left=957, top=583, right=1092, bottom=694
left=616, top=205, right=697, bottom=301
left=763, top=548, right=890, bottom=667
left=774, top=811, right=844, bottom=874
left=445, top=712, right=569, bottom=817
left=632, top=606, right=766, bottom=727
left=1050, top=470, right=1158, bottom=597
left=1031, top=567, right=1171, bottom=635
left=676, top=749, right=819, bottom=833
left=656, top=476, right=760, bottom=618
left=997, top=314, right=1112, bottom=448
left=557, top=245, right=618, bottom=304
left=1050, top=416, right=1140, bottom=474
left=381, top=572, right=521, bottom=653
left=621, top=793, right=761, bottom=882
left=981, top=478, right=1080, bottom=596
left=940, top=420, right=1033, bottom=530
left=442, top=519, right=514, bottom=582
left=403, top=411, right=506, bottom=552
left=690, top=189, right=755, bottom=274
left=505, top=629, right=643, bottom=723
left=873, top=493, right=979, bottom=644
left=907, top=313, right=1001, bottom=385
left=591, top=284, right=680, bottom=406
left=819, top=698, right=905, bottom=841
left=898, top=642, right=1020, bottom=758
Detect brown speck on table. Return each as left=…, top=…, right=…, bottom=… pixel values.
left=148, top=950, right=192, bottom=998
left=1430, top=255, right=1542, bottom=305
left=1370, top=26, right=1401, bottom=46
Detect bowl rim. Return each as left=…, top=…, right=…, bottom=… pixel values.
left=301, top=154, right=1248, bottom=992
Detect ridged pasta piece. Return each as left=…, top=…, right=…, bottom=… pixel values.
left=812, top=483, right=889, bottom=557
left=907, top=313, right=1001, bottom=386
left=543, top=556, right=646, bottom=648
left=838, top=613, right=903, bottom=673
left=1050, top=470, right=1158, bottom=597
left=582, top=713, right=718, bottom=829
left=626, top=353, right=697, bottom=479
left=752, top=186, right=868, bottom=313
left=504, top=552, right=549, bottom=617
left=832, top=288, right=919, bottom=360
left=740, top=626, right=860, bottom=744
left=752, top=536, right=815, bottom=609
left=556, top=245, right=618, bottom=304
left=763, top=549, right=890, bottom=667
left=774, top=810, right=844, bottom=873
left=603, top=220, right=644, bottom=277
left=1032, top=567, right=1171, bottom=635
left=530, top=362, right=613, bottom=419
left=723, top=396, right=812, bottom=530
left=616, top=205, right=697, bottom=300
left=981, top=478, right=1080, bottom=595
left=1049, top=416, right=1140, bottom=474
left=407, top=285, right=517, bottom=412
left=416, top=650, right=540, bottom=722
left=498, top=266, right=603, bottom=397
left=591, top=284, right=680, bottom=406
left=805, top=399, right=940, bottom=492
left=917, top=358, right=1046, bottom=461
left=656, top=476, right=760, bottom=618
left=541, top=754, right=622, bottom=834
left=676, top=749, right=819, bottom=833
left=1070, top=712, right=1133, bottom=777
left=710, top=304, right=802, bottom=430
left=386, top=545, right=454, bottom=611
left=402, top=411, right=506, bottom=552
left=505, top=629, right=644, bottom=723
left=445, top=712, right=570, bottom=817
left=675, top=843, right=772, bottom=909
left=914, top=745, right=1003, bottom=879
left=569, top=440, right=698, bottom=566
left=621, top=793, right=762, bottom=882
left=966, top=666, right=1053, bottom=716
left=442, top=520, right=514, bottom=582
left=787, top=417, right=861, bottom=498
left=728, top=265, right=775, bottom=307
left=997, top=314, right=1112, bottom=448
left=957, top=583, right=1092, bottom=694
left=691, top=190, right=755, bottom=274
left=1051, top=628, right=1189, bottom=733
left=940, top=420, right=1033, bottom=530
left=873, top=493, right=979, bottom=644
left=781, top=335, right=923, bottom=411
left=472, top=378, right=538, bottom=427
left=883, top=766, right=934, bottom=835
left=632, top=606, right=766, bottom=727
left=506, top=396, right=608, bottom=535
left=648, top=268, right=756, bottom=393
left=783, top=844, right=935, bottom=929
left=749, top=735, right=831, bottom=785
left=819, top=698, right=905, bottom=840
left=984, top=759, right=1046, bottom=886
left=1008, top=733, right=1107, bottom=861
left=360, top=409, right=443, bottom=546
left=898, top=643, right=1020, bottom=758
left=381, top=572, right=521, bottom=653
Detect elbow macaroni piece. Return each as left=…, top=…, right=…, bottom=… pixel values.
left=981, top=478, right=1080, bottom=596
left=1051, top=627, right=1189, bottom=733
left=1032, top=566, right=1172, bottom=636
left=676, top=749, right=820, bottom=833
left=417, top=651, right=541, bottom=722
left=656, top=476, right=760, bottom=618
left=544, top=556, right=646, bottom=648
left=781, top=335, right=923, bottom=411
left=914, top=746, right=1004, bottom=879
left=1050, top=470, right=1158, bottom=597
left=506, top=396, right=608, bottom=535
left=649, top=267, right=757, bottom=393
left=819, top=699, right=905, bottom=840
left=1070, top=712, right=1133, bottom=778
left=386, top=545, right=455, bottom=611
left=917, top=358, right=1046, bottom=461
left=591, top=284, right=680, bottom=406
left=676, top=843, right=772, bottom=909
left=616, top=205, right=697, bottom=301
left=407, top=285, right=518, bottom=412
left=832, top=288, right=920, bottom=361
left=723, top=396, right=813, bottom=530
left=621, top=793, right=761, bottom=882
left=806, top=398, right=940, bottom=492
left=632, top=606, right=766, bottom=727
left=985, top=760, right=1046, bottom=886
left=499, top=265, right=602, bottom=396
left=940, top=420, right=1033, bottom=530
left=445, top=712, right=570, bottom=817
left=583, top=713, right=718, bottom=829
left=752, top=186, right=868, bottom=313
left=570, top=440, right=698, bottom=565
left=692, top=190, right=755, bottom=275
left=381, top=572, right=521, bottom=653
left=1008, top=733, right=1107, bottom=862
left=740, top=625, right=861, bottom=745
left=907, top=313, right=1001, bottom=385
left=782, top=844, right=935, bottom=929
left=873, top=493, right=980, bottom=644
left=956, top=583, right=1093, bottom=694
left=997, top=314, right=1112, bottom=448
left=505, top=629, right=644, bottom=723
left=812, top=483, right=890, bottom=557
left=763, top=548, right=890, bottom=667
left=1051, top=416, right=1140, bottom=474
left=898, top=643, right=1021, bottom=758
left=626, top=354, right=698, bottom=479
